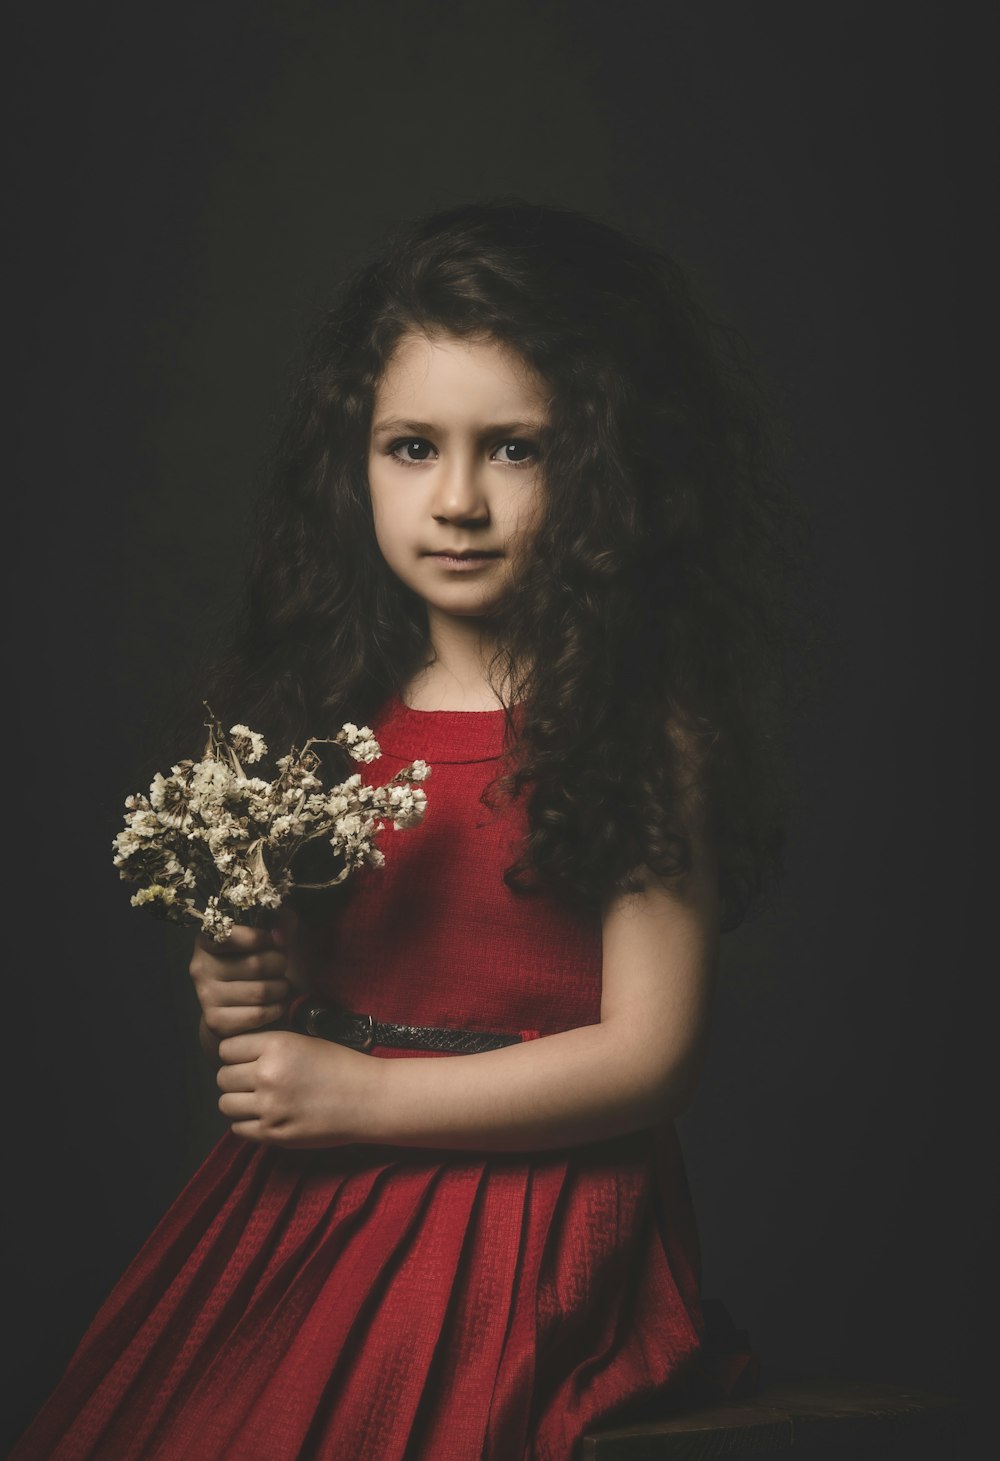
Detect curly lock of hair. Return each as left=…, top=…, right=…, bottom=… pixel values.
left=197, top=199, right=813, bottom=931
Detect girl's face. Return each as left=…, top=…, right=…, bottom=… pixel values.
left=367, top=331, right=550, bottom=626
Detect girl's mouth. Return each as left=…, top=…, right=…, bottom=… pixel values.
left=426, top=550, right=502, bottom=570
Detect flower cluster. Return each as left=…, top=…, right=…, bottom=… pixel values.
left=114, top=709, right=429, bottom=940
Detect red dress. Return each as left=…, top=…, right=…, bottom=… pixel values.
left=12, top=698, right=740, bottom=1461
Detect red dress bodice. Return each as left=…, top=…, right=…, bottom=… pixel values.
left=295, top=695, right=602, bottom=1042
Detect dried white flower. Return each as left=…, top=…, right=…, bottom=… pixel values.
left=229, top=724, right=268, bottom=764
left=116, top=707, right=430, bottom=936
left=131, top=884, right=178, bottom=909
left=335, top=723, right=382, bottom=764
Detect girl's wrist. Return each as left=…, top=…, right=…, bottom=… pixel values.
left=354, top=1050, right=393, bottom=1145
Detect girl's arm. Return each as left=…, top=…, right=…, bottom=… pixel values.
left=364, top=816, right=719, bottom=1151
left=217, top=799, right=719, bottom=1152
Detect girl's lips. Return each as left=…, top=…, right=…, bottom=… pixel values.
left=426, top=551, right=501, bottom=570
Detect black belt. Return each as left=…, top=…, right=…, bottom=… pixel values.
left=293, top=1002, right=525, bottom=1055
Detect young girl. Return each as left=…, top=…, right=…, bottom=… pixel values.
left=13, top=200, right=794, bottom=1460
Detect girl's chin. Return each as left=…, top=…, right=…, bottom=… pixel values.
left=423, top=595, right=500, bottom=624
left=431, top=603, right=494, bottom=621
left=416, top=579, right=509, bottom=618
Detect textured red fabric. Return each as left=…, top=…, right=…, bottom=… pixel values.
left=12, top=698, right=736, bottom=1461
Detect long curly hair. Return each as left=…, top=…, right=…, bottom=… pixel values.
left=200, top=200, right=810, bottom=930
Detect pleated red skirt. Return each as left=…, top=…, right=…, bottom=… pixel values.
left=14, top=1119, right=715, bottom=1460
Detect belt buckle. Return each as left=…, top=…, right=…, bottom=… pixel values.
left=305, top=1005, right=375, bottom=1052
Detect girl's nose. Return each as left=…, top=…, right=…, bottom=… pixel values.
left=431, top=458, right=489, bottom=524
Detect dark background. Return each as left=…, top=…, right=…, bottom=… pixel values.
left=4, top=0, right=994, bottom=1449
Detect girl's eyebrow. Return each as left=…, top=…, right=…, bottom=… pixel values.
left=371, top=417, right=548, bottom=437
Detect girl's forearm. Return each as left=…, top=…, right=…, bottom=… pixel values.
left=364, top=1021, right=693, bottom=1152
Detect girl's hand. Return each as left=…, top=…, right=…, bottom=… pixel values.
left=215, top=1031, right=377, bottom=1148
left=188, top=914, right=296, bottom=1040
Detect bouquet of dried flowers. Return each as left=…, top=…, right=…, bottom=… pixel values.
left=113, top=708, right=429, bottom=940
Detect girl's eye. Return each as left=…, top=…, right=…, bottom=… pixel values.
left=389, top=438, right=435, bottom=465
left=386, top=437, right=539, bottom=467
left=492, top=440, right=538, bottom=466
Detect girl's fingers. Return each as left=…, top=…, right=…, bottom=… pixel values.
left=195, top=949, right=287, bottom=983
left=205, top=1003, right=287, bottom=1036
left=214, top=979, right=290, bottom=1007
left=217, top=1033, right=268, bottom=1064
left=229, top=1120, right=266, bottom=1143
left=195, top=924, right=276, bottom=956
left=201, top=946, right=283, bottom=981
left=218, top=1092, right=259, bottom=1120
left=216, top=1064, right=256, bottom=1093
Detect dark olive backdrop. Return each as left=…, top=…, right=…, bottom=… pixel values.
left=4, top=0, right=993, bottom=1448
